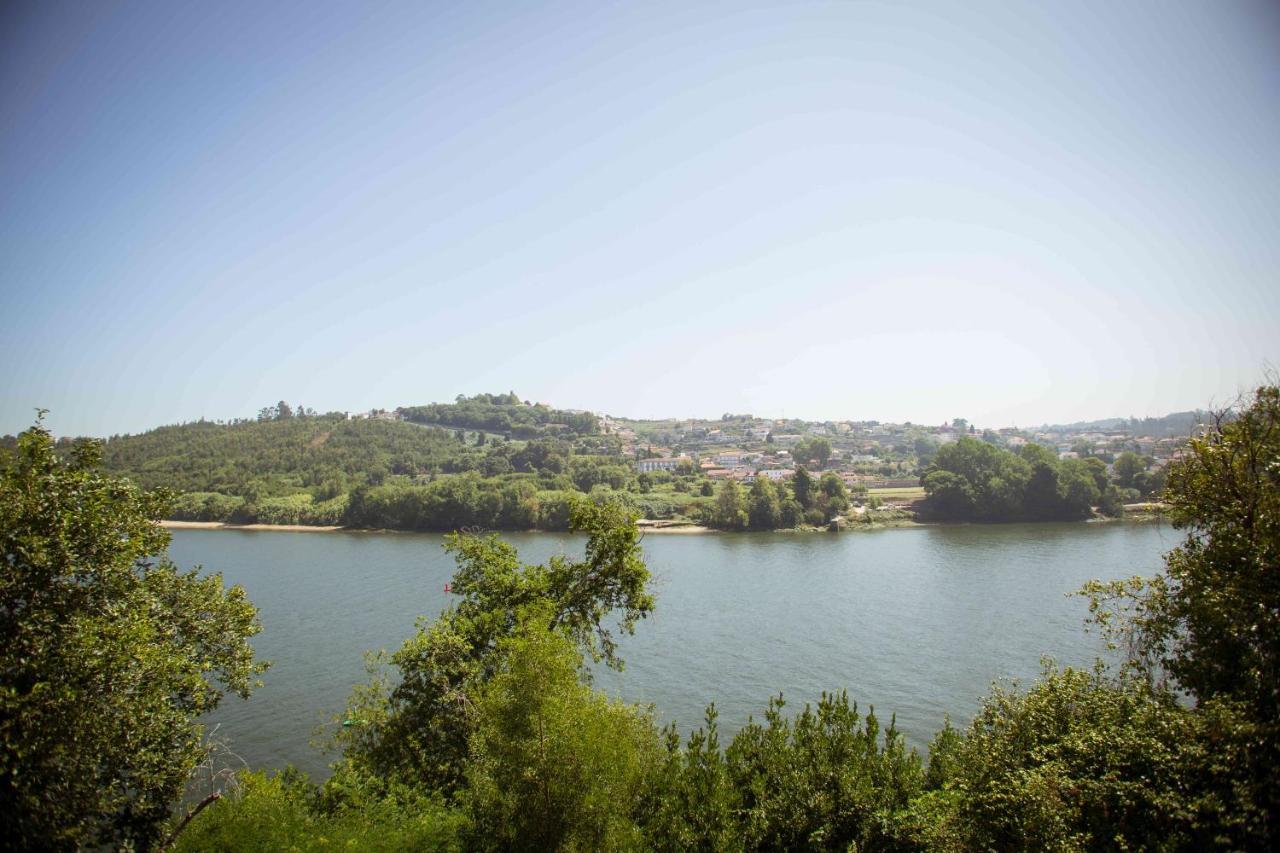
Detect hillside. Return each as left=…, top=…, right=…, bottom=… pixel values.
left=89, top=395, right=645, bottom=530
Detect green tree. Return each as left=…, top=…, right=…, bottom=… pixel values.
left=747, top=477, right=781, bottom=530
left=792, top=466, right=814, bottom=510
left=710, top=480, right=747, bottom=531
left=1112, top=451, right=1147, bottom=490
left=1083, top=384, right=1280, bottom=844
left=339, top=499, right=654, bottom=794
left=938, top=664, right=1234, bottom=851
left=1088, top=386, right=1280, bottom=712
left=464, top=603, right=659, bottom=851
left=818, top=471, right=850, bottom=520
left=725, top=693, right=923, bottom=851
left=793, top=437, right=832, bottom=467
left=0, top=420, right=267, bottom=849
left=641, top=706, right=741, bottom=852
left=1111, top=448, right=1141, bottom=489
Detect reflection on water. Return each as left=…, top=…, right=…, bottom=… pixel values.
left=168, top=522, right=1174, bottom=778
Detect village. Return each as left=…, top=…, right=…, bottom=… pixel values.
left=602, top=410, right=1194, bottom=504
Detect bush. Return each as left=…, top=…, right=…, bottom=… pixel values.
left=174, top=768, right=464, bottom=852
left=935, top=664, right=1246, bottom=850
left=464, top=609, right=659, bottom=851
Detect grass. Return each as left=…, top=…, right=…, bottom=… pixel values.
left=868, top=486, right=925, bottom=500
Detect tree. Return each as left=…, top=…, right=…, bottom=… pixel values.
left=747, top=477, right=781, bottom=530
left=793, top=437, right=832, bottom=467
left=936, top=664, right=1231, bottom=850
left=0, top=420, right=266, bottom=849
left=818, top=471, right=850, bottom=520
left=710, top=480, right=747, bottom=531
left=464, top=604, right=659, bottom=850
left=339, top=499, right=654, bottom=793
left=1112, top=451, right=1147, bottom=489
left=1084, top=384, right=1280, bottom=843
left=1089, top=386, right=1279, bottom=711
left=792, top=466, right=814, bottom=510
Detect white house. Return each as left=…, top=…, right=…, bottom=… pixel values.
left=635, top=456, right=690, bottom=473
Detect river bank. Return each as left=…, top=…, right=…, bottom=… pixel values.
left=160, top=514, right=1161, bottom=536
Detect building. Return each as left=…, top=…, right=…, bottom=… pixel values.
left=635, top=456, right=690, bottom=473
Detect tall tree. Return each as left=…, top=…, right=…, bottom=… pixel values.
left=1085, top=384, right=1280, bottom=841
left=338, top=499, right=654, bottom=793
left=710, top=480, right=747, bottom=531
left=747, top=477, right=781, bottom=530
left=1112, top=451, right=1147, bottom=489
left=792, top=466, right=814, bottom=510
left=0, top=420, right=266, bottom=849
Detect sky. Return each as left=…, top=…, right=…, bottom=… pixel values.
left=2, top=0, right=1278, bottom=437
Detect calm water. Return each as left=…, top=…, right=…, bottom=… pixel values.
left=168, top=522, right=1176, bottom=778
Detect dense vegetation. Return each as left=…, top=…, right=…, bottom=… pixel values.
left=398, top=392, right=598, bottom=437
left=2, top=385, right=1276, bottom=849
left=90, top=401, right=654, bottom=530
left=920, top=437, right=1125, bottom=521
left=0, top=421, right=266, bottom=849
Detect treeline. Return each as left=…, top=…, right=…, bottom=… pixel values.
left=398, top=392, right=598, bottom=437
left=93, top=413, right=680, bottom=528
left=921, top=437, right=1124, bottom=521
left=99, top=415, right=474, bottom=496
left=704, top=467, right=851, bottom=530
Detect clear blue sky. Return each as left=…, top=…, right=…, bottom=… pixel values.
left=3, top=1, right=1277, bottom=437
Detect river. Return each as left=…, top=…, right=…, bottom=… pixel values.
left=167, top=521, right=1176, bottom=778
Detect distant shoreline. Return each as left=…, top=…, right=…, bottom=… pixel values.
left=160, top=520, right=345, bottom=533
left=159, top=510, right=1164, bottom=536
left=157, top=519, right=716, bottom=535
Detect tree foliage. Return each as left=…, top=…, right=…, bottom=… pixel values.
left=398, top=392, right=598, bottom=438
left=1083, top=384, right=1280, bottom=841
left=338, top=499, right=654, bottom=795
left=464, top=605, right=659, bottom=851
left=640, top=694, right=925, bottom=851
left=932, top=663, right=1251, bottom=851
left=921, top=437, right=1115, bottom=522
left=0, top=420, right=266, bottom=849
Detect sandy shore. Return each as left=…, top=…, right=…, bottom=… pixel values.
left=159, top=520, right=345, bottom=533
left=636, top=524, right=713, bottom=534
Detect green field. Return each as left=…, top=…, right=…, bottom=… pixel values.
left=868, top=486, right=925, bottom=500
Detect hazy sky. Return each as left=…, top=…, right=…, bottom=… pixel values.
left=3, top=1, right=1278, bottom=436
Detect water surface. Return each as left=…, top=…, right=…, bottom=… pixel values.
left=167, top=522, right=1175, bottom=778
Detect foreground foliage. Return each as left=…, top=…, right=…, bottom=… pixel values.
left=172, top=768, right=465, bottom=853
left=337, top=499, right=654, bottom=795
left=0, top=420, right=266, bottom=850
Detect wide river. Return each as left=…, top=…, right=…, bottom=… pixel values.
left=169, top=521, right=1176, bottom=779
